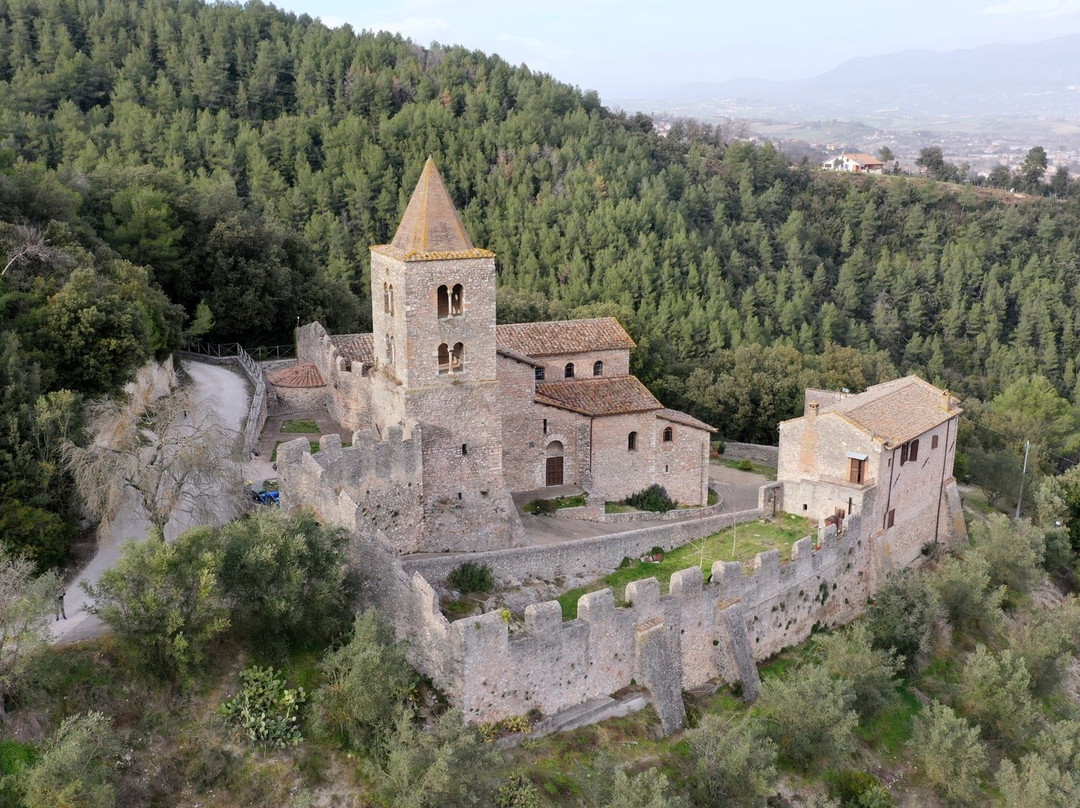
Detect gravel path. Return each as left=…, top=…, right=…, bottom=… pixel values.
left=51, top=360, right=251, bottom=645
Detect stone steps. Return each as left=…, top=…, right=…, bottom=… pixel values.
left=532, top=691, right=651, bottom=737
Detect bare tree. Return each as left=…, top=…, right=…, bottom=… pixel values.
left=0, top=551, right=58, bottom=722
left=65, top=366, right=245, bottom=535
left=2, top=224, right=66, bottom=279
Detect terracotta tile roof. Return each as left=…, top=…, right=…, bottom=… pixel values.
left=267, top=362, right=325, bottom=389
left=828, top=376, right=962, bottom=446
left=330, top=333, right=374, bottom=366
left=496, top=347, right=542, bottom=367
left=535, top=375, right=661, bottom=417
left=657, top=408, right=716, bottom=433
left=496, top=317, right=636, bottom=357
left=845, top=152, right=884, bottom=165
left=371, top=157, right=495, bottom=262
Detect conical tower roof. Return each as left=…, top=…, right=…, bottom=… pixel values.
left=372, top=157, right=494, bottom=261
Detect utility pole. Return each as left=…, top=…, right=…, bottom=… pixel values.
left=1015, top=440, right=1031, bottom=520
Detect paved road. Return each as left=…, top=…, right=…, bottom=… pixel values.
left=51, top=361, right=251, bottom=645
left=708, top=463, right=768, bottom=512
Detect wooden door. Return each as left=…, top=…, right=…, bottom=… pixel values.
left=546, top=456, right=564, bottom=486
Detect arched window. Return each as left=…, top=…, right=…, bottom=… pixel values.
left=451, top=342, right=464, bottom=372
left=383, top=283, right=391, bottom=314
left=437, top=285, right=449, bottom=319
left=437, top=343, right=450, bottom=374
left=593, top=360, right=603, bottom=376
left=627, top=431, right=637, bottom=451
left=564, top=363, right=575, bottom=378
left=662, top=426, right=673, bottom=442
left=451, top=284, right=463, bottom=316
left=387, top=284, right=394, bottom=315
left=534, top=366, right=545, bottom=382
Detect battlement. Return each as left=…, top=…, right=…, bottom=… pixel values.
left=388, top=512, right=871, bottom=724
left=278, top=425, right=425, bottom=551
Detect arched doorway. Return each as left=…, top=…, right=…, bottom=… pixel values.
left=545, top=441, right=564, bottom=487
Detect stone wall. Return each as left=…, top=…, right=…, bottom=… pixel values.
left=535, top=348, right=630, bottom=382
left=397, top=513, right=868, bottom=725
left=401, top=508, right=764, bottom=587
left=721, top=441, right=779, bottom=467
left=278, top=428, right=426, bottom=552
left=295, top=322, right=372, bottom=431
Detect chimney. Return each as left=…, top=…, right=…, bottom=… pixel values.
left=939, top=389, right=952, bottom=412
left=808, top=402, right=819, bottom=419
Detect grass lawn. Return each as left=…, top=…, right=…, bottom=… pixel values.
left=556, top=513, right=816, bottom=619
left=712, top=457, right=778, bottom=480
left=280, top=418, right=320, bottom=433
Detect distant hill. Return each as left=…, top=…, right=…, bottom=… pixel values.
left=635, top=33, right=1080, bottom=121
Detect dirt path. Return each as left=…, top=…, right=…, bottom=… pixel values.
left=51, top=360, right=251, bottom=645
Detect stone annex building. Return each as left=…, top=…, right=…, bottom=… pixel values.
left=270, top=158, right=714, bottom=553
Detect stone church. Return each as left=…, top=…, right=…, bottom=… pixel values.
left=272, top=158, right=714, bottom=553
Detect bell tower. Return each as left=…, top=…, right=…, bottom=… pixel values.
left=369, top=158, right=522, bottom=551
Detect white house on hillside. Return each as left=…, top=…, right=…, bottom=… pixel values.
left=822, top=153, right=885, bottom=174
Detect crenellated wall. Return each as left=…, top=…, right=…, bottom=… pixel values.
left=295, top=322, right=372, bottom=430
left=278, top=426, right=426, bottom=552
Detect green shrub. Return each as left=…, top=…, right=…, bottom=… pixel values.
left=864, top=568, right=941, bottom=673
left=930, top=553, right=1003, bottom=636
left=83, top=527, right=230, bottom=684
left=736, top=459, right=755, bottom=471
left=686, top=714, right=777, bottom=808
left=910, top=702, right=987, bottom=806
left=447, top=561, right=494, bottom=594
left=20, top=712, right=121, bottom=808
left=218, top=508, right=356, bottom=653
left=310, top=611, right=416, bottom=754
left=817, top=624, right=902, bottom=719
left=756, top=663, right=857, bottom=770
left=957, top=645, right=1038, bottom=749
left=971, top=514, right=1045, bottom=595
left=826, top=770, right=894, bottom=808
left=220, top=665, right=306, bottom=749
left=624, top=484, right=676, bottom=513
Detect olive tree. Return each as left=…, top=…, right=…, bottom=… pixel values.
left=0, top=550, right=58, bottom=722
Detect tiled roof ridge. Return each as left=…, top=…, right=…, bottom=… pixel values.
left=496, top=317, right=636, bottom=357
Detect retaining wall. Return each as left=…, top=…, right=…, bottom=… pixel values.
left=720, top=441, right=779, bottom=467
left=401, top=508, right=764, bottom=586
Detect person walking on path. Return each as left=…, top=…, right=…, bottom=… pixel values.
left=55, top=583, right=67, bottom=621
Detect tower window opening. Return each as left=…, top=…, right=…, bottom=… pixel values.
left=385, top=334, right=395, bottom=364
left=542, top=418, right=547, bottom=434
left=438, top=343, right=450, bottom=374
left=451, top=342, right=464, bottom=372
left=593, top=360, right=603, bottom=376
left=451, top=284, right=463, bottom=315
left=564, top=363, right=575, bottom=378
left=662, top=426, right=673, bottom=442
left=437, top=285, right=449, bottom=318
left=462, top=444, right=468, bottom=456
left=535, top=366, right=545, bottom=382
left=628, top=431, right=637, bottom=451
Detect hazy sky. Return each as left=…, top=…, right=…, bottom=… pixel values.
left=281, top=0, right=1080, bottom=101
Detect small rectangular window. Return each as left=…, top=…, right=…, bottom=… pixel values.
left=534, top=366, right=545, bottom=382
left=932, top=435, right=939, bottom=450
left=909, top=439, right=919, bottom=462
left=542, top=419, right=547, bottom=434
left=886, top=509, right=895, bottom=529
left=900, top=444, right=908, bottom=465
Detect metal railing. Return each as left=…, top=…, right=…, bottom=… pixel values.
left=183, top=341, right=295, bottom=361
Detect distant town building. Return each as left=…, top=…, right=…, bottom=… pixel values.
left=821, top=153, right=885, bottom=174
